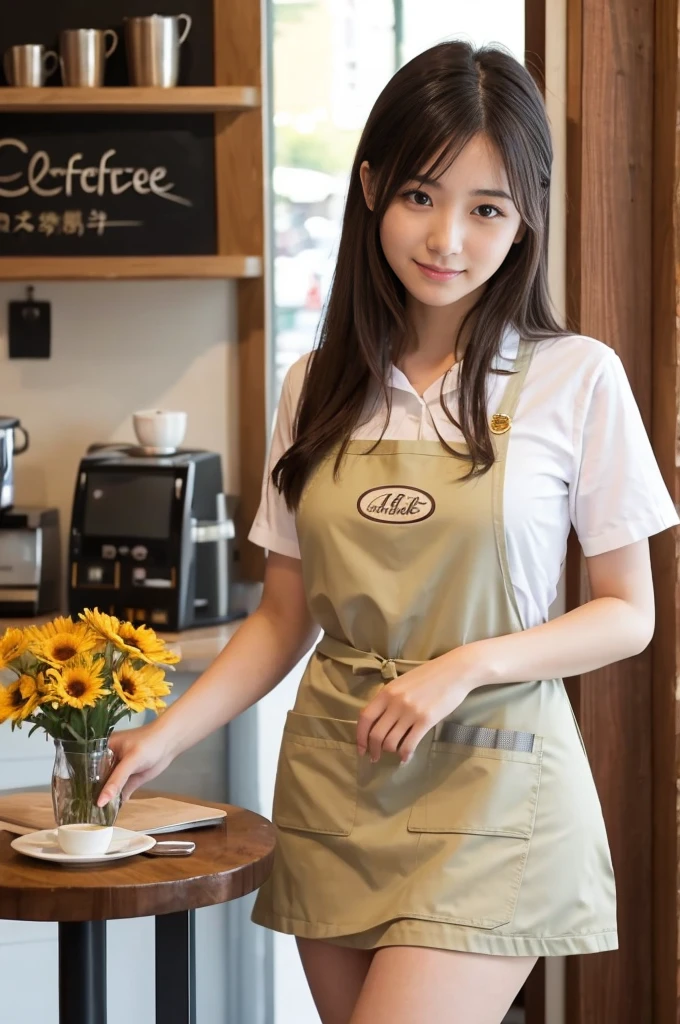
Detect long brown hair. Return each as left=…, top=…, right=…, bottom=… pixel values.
left=273, top=40, right=567, bottom=511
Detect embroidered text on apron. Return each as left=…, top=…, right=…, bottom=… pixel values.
left=250, top=339, right=618, bottom=957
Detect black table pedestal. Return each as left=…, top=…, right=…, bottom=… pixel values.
left=59, top=920, right=107, bottom=1024
left=156, top=910, right=197, bottom=1024
left=57, top=910, right=196, bottom=1024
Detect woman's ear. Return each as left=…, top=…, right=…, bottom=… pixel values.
left=513, top=222, right=527, bottom=244
left=359, top=160, right=375, bottom=212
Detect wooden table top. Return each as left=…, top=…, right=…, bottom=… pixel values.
left=0, top=791, right=276, bottom=923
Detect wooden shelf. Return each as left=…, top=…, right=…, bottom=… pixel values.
left=0, top=254, right=263, bottom=280
left=0, top=86, right=260, bottom=114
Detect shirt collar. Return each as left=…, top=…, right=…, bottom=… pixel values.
left=387, top=324, right=521, bottom=400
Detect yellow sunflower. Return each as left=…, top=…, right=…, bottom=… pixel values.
left=78, top=607, right=123, bottom=645
left=0, top=627, right=29, bottom=671
left=134, top=663, right=171, bottom=711
left=46, top=658, right=109, bottom=710
left=114, top=621, right=180, bottom=667
left=26, top=616, right=98, bottom=668
left=27, top=615, right=83, bottom=640
left=112, top=662, right=159, bottom=713
left=0, top=672, right=45, bottom=723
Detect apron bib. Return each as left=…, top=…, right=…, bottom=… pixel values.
left=251, top=339, right=618, bottom=956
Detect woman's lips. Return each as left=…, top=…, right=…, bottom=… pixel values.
left=414, top=261, right=464, bottom=281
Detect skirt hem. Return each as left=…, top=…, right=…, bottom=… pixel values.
left=250, top=907, right=618, bottom=957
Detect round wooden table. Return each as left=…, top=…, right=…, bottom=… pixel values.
left=0, top=792, right=276, bottom=1024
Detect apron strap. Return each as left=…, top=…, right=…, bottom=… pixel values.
left=493, top=336, right=535, bottom=424
left=489, top=336, right=535, bottom=464
left=315, top=633, right=425, bottom=680
left=489, top=337, right=536, bottom=631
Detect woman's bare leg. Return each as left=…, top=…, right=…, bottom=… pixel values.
left=348, top=946, right=537, bottom=1024
left=296, top=937, right=376, bottom=1024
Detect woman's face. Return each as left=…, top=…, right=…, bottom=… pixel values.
left=360, top=133, right=526, bottom=314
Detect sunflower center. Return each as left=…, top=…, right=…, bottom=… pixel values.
left=66, top=678, right=87, bottom=698
left=11, top=688, right=24, bottom=708
left=125, top=639, right=142, bottom=651
left=121, top=678, right=136, bottom=695
left=54, top=643, right=77, bottom=661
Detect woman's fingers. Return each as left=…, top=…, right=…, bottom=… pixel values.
left=97, top=725, right=173, bottom=807
left=120, top=766, right=157, bottom=804
left=97, top=758, right=134, bottom=807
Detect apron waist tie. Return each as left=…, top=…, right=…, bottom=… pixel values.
left=315, top=633, right=425, bottom=681
left=314, top=633, right=538, bottom=752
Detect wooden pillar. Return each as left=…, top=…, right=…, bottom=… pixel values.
left=215, top=0, right=267, bottom=583
left=565, top=0, right=663, bottom=1020
left=651, top=0, right=680, bottom=1021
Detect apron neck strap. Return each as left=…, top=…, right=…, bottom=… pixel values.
left=495, top=337, right=535, bottom=421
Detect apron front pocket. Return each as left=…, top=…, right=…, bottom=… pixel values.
left=272, top=710, right=358, bottom=835
left=406, top=726, right=543, bottom=929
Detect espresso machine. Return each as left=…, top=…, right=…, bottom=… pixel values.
left=67, top=416, right=244, bottom=631
left=0, top=416, right=29, bottom=511
left=0, top=416, right=62, bottom=616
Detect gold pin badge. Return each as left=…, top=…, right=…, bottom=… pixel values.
left=490, top=413, right=512, bottom=434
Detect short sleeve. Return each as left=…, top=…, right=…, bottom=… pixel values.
left=247, top=361, right=305, bottom=559
left=570, top=350, right=679, bottom=556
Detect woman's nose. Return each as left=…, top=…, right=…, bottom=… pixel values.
left=427, top=213, right=464, bottom=257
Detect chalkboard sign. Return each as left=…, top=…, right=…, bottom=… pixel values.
left=0, top=114, right=216, bottom=256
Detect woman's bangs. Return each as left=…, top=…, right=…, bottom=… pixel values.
left=393, top=123, right=480, bottom=197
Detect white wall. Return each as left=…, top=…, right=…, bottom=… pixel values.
left=0, top=279, right=240, bottom=589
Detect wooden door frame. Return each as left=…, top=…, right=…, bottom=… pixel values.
left=651, top=0, right=680, bottom=1021
left=566, top=0, right=655, bottom=1019
left=564, top=0, right=680, bottom=1021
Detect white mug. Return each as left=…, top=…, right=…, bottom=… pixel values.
left=57, top=823, right=114, bottom=856
left=133, top=409, right=187, bottom=451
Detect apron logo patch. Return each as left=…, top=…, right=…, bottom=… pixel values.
left=357, top=486, right=435, bottom=524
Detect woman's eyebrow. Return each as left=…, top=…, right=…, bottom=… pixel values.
left=413, top=176, right=513, bottom=202
left=470, top=188, right=513, bottom=201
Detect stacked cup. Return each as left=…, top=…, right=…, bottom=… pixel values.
left=3, top=13, right=193, bottom=89
left=3, top=45, right=58, bottom=87
left=58, top=28, right=119, bottom=87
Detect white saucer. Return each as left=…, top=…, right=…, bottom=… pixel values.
left=11, top=827, right=156, bottom=866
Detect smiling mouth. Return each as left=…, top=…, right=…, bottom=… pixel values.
left=414, top=261, right=464, bottom=277
left=416, top=262, right=462, bottom=272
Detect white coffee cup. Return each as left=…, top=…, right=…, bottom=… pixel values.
left=57, top=823, right=114, bottom=856
left=133, top=409, right=187, bottom=451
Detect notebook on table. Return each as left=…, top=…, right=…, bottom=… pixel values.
left=0, top=791, right=226, bottom=835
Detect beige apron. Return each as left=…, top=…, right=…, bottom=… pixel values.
left=251, top=339, right=618, bottom=957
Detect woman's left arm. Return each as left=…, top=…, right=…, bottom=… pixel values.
left=455, top=536, right=655, bottom=687
left=356, top=538, right=656, bottom=762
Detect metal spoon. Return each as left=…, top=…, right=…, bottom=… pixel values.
left=145, top=840, right=196, bottom=857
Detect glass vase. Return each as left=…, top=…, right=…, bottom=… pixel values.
left=51, top=737, right=120, bottom=827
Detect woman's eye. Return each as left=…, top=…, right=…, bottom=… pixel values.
left=402, top=189, right=431, bottom=206
left=475, top=204, right=503, bottom=219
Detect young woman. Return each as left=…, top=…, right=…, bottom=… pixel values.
left=99, top=41, right=679, bottom=1024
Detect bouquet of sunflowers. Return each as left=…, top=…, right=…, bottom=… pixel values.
left=0, top=609, right=180, bottom=825
left=0, top=608, right=178, bottom=740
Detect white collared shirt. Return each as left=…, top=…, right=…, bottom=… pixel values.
left=248, top=328, right=679, bottom=629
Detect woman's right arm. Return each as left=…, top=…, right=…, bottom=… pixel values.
left=97, top=551, right=319, bottom=805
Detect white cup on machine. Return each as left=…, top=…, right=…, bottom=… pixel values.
left=133, top=409, right=187, bottom=452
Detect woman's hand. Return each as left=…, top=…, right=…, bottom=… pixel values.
left=355, top=653, right=475, bottom=765
left=96, top=721, right=177, bottom=807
